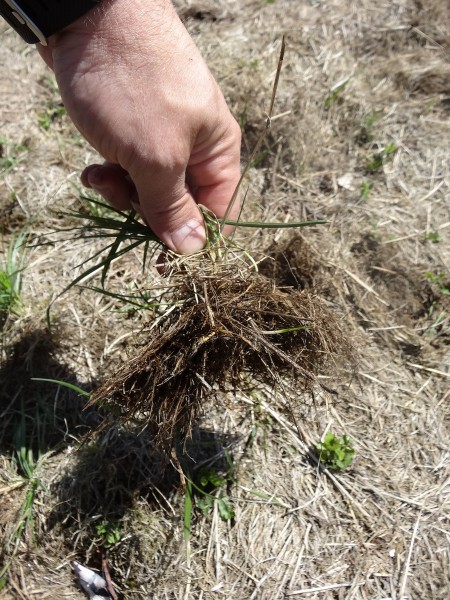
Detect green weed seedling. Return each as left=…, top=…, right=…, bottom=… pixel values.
left=424, top=272, right=450, bottom=297
left=40, top=73, right=59, bottom=93
left=360, top=180, right=373, bottom=201
left=366, top=143, right=398, bottom=173
left=426, top=308, right=447, bottom=338
left=316, top=431, right=355, bottom=471
left=249, top=399, right=273, bottom=459
left=237, top=58, right=260, bottom=70
left=426, top=231, right=441, bottom=244
left=324, top=77, right=350, bottom=108
left=195, top=467, right=235, bottom=522
left=355, top=111, right=379, bottom=145
left=95, top=520, right=122, bottom=548
left=38, top=75, right=66, bottom=132
left=38, top=102, right=67, bottom=131
left=183, top=463, right=235, bottom=547
left=184, top=461, right=235, bottom=544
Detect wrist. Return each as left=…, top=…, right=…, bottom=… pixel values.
left=48, top=0, right=174, bottom=43
left=0, top=0, right=101, bottom=45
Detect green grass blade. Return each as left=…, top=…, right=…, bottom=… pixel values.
left=244, top=488, right=290, bottom=509
left=184, top=478, right=193, bottom=543
left=224, top=219, right=326, bottom=228
left=83, top=286, right=165, bottom=310
left=142, top=240, right=149, bottom=274
left=100, top=210, right=137, bottom=286
left=31, top=378, right=91, bottom=398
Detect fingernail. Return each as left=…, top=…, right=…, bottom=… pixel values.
left=171, top=220, right=206, bottom=255
left=86, top=166, right=104, bottom=186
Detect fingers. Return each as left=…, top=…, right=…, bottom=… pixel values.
left=81, top=161, right=206, bottom=254
left=131, top=166, right=206, bottom=255
left=81, top=162, right=138, bottom=210
left=80, top=125, right=241, bottom=254
left=79, top=112, right=241, bottom=256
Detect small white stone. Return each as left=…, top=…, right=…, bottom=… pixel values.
left=337, top=173, right=354, bottom=190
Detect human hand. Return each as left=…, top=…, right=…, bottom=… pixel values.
left=37, top=0, right=241, bottom=254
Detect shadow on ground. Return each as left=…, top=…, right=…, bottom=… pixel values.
left=46, top=424, right=240, bottom=562
left=0, top=327, right=98, bottom=455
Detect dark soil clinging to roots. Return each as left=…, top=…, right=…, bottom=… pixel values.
left=91, top=265, right=353, bottom=451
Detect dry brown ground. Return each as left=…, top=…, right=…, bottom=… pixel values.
left=0, top=0, right=449, bottom=598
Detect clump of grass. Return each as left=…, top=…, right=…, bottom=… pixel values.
left=0, top=447, right=46, bottom=588
left=87, top=246, right=352, bottom=453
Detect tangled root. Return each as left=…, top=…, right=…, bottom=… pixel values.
left=90, top=260, right=353, bottom=452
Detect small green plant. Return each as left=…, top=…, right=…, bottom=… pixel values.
left=360, top=180, right=373, bottom=201
left=38, top=102, right=66, bottom=131
left=424, top=271, right=450, bottom=296
left=316, top=431, right=355, bottom=471
left=249, top=397, right=273, bottom=459
left=250, top=149, right=269, bottom=168
left=11, top=457, right=43, bottom=542
left=0, top=137, right=28, bottom=176
left=0, top=232, right=27, bottom=324
left=11, top=447, right=45, bottom=546
left=366, top=143, right=398, bottom=173
left=184, top=460, right=235, bottom=545
left=39, top=73, right=59, bottom=93
left=237, top=58, right=260, bottom=70
left=0, top=270, right=20, bottom=320
left=324, top=78, right=350, bottom=108
left=426, top=231, right=441, bottom=244
left=355, top=111, right=378, bottom=145
left=195, top=467, right=235, bottom=521
left=426, top=308, right=447, bottom=337
left=95, top=521, right=122, bottom=548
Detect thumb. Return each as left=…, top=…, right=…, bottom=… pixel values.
left=132, top=169, right=206, bottom=255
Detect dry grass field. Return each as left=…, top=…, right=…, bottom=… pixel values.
left=0, top=0, right=449, bottom=598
